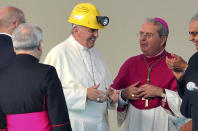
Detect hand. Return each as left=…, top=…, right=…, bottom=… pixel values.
left=122, top=81, right=141, bottom=100
left=172, top=71, right=185, bottom=80
left=138, top=84, right=163, bottom=98
left=108, top=87, right=119, bottom=103
left=166, top=54, right=188, bottom=72
left=166, top=54, right=188, bottom=80
left=179, top=120, right=192, bottom=131
left=87, top=84, right=107, bottom=103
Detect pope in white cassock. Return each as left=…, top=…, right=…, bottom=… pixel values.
left=44, top=3, right=118, bottom=131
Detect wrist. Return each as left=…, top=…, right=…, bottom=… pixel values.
left=160, top=88, right=166, bottom=98
left=182, top=64, right=188, bottom=72
left=118, top=90, right=128, bottom=107
left=121, top=90, right=127, bottom=101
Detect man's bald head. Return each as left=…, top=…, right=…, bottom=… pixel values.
left=0, top=6, right=25, bottom=34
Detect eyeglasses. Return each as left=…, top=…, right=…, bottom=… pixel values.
left=189, top=32, right=198, bottom=37
left=137, top=32, right=154, bottom=39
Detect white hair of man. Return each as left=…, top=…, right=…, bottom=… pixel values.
left=12, top=23, right=43, bottom=59
left=12, top=23, right=42, bottom=50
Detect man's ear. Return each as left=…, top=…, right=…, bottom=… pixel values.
left=73, top=26, right=79, bottom=33
left=13, top=19, right=19, bottom=28
left=38, top=40, right=42, bottom=51
left=160, top=36, right=167, bottom=46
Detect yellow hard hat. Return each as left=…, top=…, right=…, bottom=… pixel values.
left=68, top=3, right=109, bottom=29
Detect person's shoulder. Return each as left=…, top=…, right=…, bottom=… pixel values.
left=120, top=54, right=142, bottom=67
left=190, top=52, right=198, bottom=60
left=49, top=39, right=68, bottom=52
left=46, top=39, right=71, bottom=59
left=165, top=51, right=172, bottom=56
left=36, top=62, right=55, bottom=71
left=125, top=54, right=142, bottom=63
left=36, top=62, right=58, bottom=75
left=188, top=52, right=198, bottom=67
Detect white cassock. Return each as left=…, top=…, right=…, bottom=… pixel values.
left=44, top=35, right=113, bottom=131
left=118, top=89, right=184, bottom=131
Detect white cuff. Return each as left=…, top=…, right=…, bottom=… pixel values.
left=118, top=90, right=128, bottom=108
left=162, top=89, right=167, bottom=102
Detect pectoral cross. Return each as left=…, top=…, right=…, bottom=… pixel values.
left=147, top=67, right=151, bottom=84
left=142, top=98, right=149, bottom=107
left=142, top=53, right=167, bottom=108
left=142, top=67, right=151, bottom=107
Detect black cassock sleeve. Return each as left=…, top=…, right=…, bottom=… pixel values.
left=177, top=78, right=186, bottom=99
left=44, top=66, right=72, bottom=131
left=0, top=111, right=6, bottom=129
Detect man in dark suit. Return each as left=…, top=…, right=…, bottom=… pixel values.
left=0, top=7, right=25, bottom=129
left=166, top=13, right=198, bottom=131
left=0, top=23, right=72, bottom=131
left=0, top=34, right=16, bottom=130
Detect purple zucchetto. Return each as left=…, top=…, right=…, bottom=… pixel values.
left=154, top=17, right=169, bottom=33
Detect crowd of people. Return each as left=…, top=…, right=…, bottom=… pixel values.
left=0, top=2, right=197, bottom=131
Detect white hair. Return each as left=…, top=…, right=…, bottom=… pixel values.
left=190, top=13, right=198, bottom=22
left=12, top=23, right=42, bottom=51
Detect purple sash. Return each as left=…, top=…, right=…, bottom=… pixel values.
left=6, top=111, right=51, bottom=131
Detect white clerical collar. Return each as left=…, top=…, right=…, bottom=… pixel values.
left=69, top=35, right=89, bottom=51
left=145, top=49, right=165, bottom=58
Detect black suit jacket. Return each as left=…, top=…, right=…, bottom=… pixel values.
left=0, top=34, right=16, bottom=68
left=177, top=52, right=198, bottom=131
left=0, top=34, right=16, bottom=129
left=0, top=54, right=72, bottom=131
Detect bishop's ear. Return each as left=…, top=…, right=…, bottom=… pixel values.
left=160, top=36, right=167, bottom=47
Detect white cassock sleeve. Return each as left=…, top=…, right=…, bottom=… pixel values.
left=165, top=89, right=192, bottom=130
left=165, top=89, right=183, bottom=117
